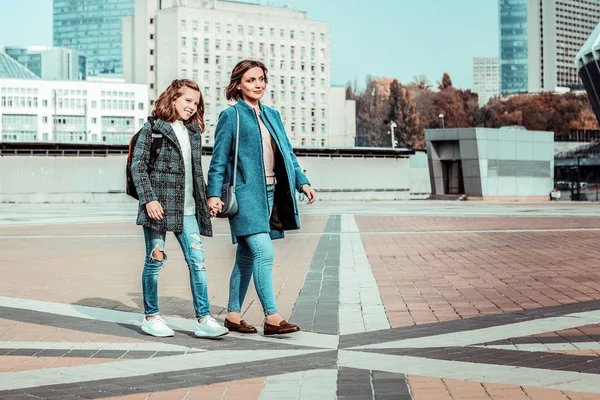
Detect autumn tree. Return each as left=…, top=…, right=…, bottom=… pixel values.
left=389, top=79, right=423, bottom=148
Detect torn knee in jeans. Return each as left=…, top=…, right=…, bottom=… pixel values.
left=192, top=262, right=206, bottom=271
left=150, top=243, right=166, bottom=262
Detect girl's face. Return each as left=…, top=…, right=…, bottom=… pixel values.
left=173, top=87, right=200, bottom=120
left=239, top=67, right=266, bottom=103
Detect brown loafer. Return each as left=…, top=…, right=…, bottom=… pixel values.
left=224, top=318, right=257, bottom=334
left=263, top=320, right=300, bottom=336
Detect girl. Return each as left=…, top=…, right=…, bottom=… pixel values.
left=207, top=60, right=316, bottom=336
left=131, top=79, right=228, bottom=338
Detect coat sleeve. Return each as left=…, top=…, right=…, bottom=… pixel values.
left=275, top=110, right=310, bottom=191
left=207, top=110, right=234, bottom=198
left=131, top=121, right=158, bottom=205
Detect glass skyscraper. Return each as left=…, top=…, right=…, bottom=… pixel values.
left=499, top=0, right=529, bottom=94
left=53, top=0, right=134, bottom=76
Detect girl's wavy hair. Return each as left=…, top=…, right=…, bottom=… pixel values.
left=224, top=59, right=268, bottom=101
left=152, top=79, right=205, bottom=132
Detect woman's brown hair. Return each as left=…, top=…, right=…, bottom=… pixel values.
left=153, top=79, right=205, bottom=132
left=224, top=60, right=268, bottom=101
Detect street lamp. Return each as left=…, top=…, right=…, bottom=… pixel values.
left=438, top=113, right=445, bottom=129
left=390, top=120, right=398, bottom=148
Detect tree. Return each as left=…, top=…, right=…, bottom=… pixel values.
left=438, top=73, right=453, bottom=90
left=389, top=79, right=422, bottom=148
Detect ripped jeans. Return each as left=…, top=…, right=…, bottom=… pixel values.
left=142, top=215, right=210, bottom=318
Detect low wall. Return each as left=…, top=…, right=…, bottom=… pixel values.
left=0, top=153, right=431, bottom=203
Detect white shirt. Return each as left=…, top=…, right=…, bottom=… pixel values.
left=170, top=120, right=196, bottom=215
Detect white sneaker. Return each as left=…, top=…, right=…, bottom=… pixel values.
left=195, top=316, right=229, bottom=338
left=142, top=316, right=174, bottom=337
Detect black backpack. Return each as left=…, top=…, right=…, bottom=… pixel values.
left=126, top=117, right=163, bottom=200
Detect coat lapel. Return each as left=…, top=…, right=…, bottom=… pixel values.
left=153, top=119, right=182, bottom=154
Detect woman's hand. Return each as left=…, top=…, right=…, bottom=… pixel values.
left=145, top=200, right=164, bottom=220
left=207, top=197, right=225, bottom=217
left=301, top=185, right=316, bottom=205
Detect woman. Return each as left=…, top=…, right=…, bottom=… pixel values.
left=131, top=79, right=228, bottom=338
left=207, top=60, right=316, bottom=336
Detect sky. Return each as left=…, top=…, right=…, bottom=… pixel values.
left=0, top=0, right=499, bottom=90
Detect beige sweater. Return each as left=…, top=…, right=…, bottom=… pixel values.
left=257, top=111, right=276, bottom=185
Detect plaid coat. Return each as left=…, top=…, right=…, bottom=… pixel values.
left=131, top=118, right=213, bottom=236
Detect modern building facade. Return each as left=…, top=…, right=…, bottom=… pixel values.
left=123, top=0, right=355, bottom=147
left=53, top=0, right=134, bottom=76
left=426, top=127, right=554, bottom=200
left=0, top=78, right=148, bottom=143
left=499, top=0, right=529, bottom=93
left=472, top=57, right=500, bottom=105
left=0, top=52, right=40, bottom=80
left=500, top=0, right=600, bottom=94
left=5, top=46, right=86, bottom=81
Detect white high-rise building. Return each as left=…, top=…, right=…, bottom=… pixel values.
left=123, top=0, right=354, bottom=147
left=500, top=0, right=600, bottom=94
left=472, top=57, right=500, bottom=105
left=0, top=78, right=148, bottom=143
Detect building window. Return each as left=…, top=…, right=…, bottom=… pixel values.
left=321, top=124, right=325, bottom=133
left=92, top=117, right=97, bottom=124
left=290, top=30, right=295, bottom=39
left=280, top=29, right=285, bottom=38
left=320, top=33, right=325, bottom=42
left=181, top=20, right=187, bottom=30
left=204, top=39, right=209, bottom=50
left=42, top=116, right=48, bottom=123
left=216, top=39, right=221, bottom=50
left=216, top=23, right=221, bottom=34
left=181, top=37, right=187, bottom=47
left=150, top=65, right=154, bottom=71
left=150, top=18, right=154, bottom=24
left=193, top=21, right=198, bottom=31
left=150, top=49, right=154, bottom=55
left=204, top=22, right=209, bottom=33
left=42, top=99, right=48, bottom=107
left=150, top=34, right=154, bottom=40
left=238, top=25, right=243, bottom=35
left=150, top=83, right=154, bottom=89
left=259, top=27, right=264, bottom=36
left=238, top=41, right=243, bottom=51
left=138, top=102, right=144, bottom=110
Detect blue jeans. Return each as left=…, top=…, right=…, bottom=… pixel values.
left=142, top=215, right=211, bottom=318
left=228, top=185, right=278, bottom=316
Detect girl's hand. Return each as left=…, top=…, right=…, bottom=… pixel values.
left=207, top=197, right=225, bottom=217
left=301, top=185, right=316, bottom=205
left=145, top=200, right=164, bottom=220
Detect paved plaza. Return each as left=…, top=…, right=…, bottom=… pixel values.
left=3, top=201, right=600, bottom=399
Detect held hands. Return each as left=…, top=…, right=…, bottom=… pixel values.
left=145, top=200, right=164, bottom=220
left=207, top=197, right=225, bottom=217
left=301, top=185, right=316, bottom=204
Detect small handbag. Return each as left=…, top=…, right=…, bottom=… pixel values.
left=216, top=106, right=240, bottom=218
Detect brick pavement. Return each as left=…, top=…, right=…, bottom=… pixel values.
left=3, top=203, right=600, bottom=398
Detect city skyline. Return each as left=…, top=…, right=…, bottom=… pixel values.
left=0, top=0, right=498, bottom=90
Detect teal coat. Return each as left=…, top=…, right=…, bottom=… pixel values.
left=207, top=100, right=310, bottom=243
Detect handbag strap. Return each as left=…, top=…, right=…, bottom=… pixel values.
left=232, top=105, right=240, bottom=190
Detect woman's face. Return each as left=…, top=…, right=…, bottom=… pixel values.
left=239, top=67, right=266, bottom=103
left=173, top=87, right=200, bottom=120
